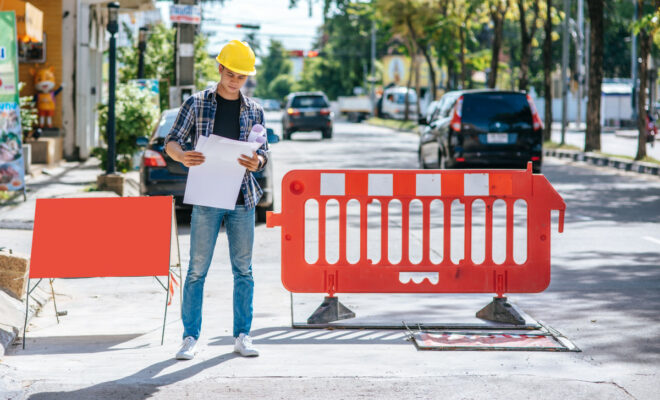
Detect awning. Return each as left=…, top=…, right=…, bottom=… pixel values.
left=0, top=0, right=43, bottom=42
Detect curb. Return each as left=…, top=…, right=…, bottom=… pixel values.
left=543, top=148, right=660, bottom=176
left=0, top=284, right=50, bottom=356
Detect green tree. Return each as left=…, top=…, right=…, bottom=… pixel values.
left=268, top=75, right=295, bottom=100
left=118, top=23, right=217, bottom=109
left=255, top=40, right=292, bottom=99
left=633, top=0, right=660, bottom=160
left=95, top=83, right=159, bottom=172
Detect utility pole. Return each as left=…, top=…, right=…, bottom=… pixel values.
left=106, top=2, right=119, bottom=175
left=561, top=0, right=570, bottom=145
left=631, top=0, right=638, bottom=120
left=577, top=0, right=584, bottom=128
left=172, top=0, right=199, bottom=108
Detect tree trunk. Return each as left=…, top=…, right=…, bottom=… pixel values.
left=585, top=0, right=603, bottom=152
left=488, top=3, right=508, bottom=89
left=459, top=24, right=467, bottom=88
left=406, top=17, right=437, bottom=101
left=404, top=40, right=416, bottom=122
left=635, top=17, right=651, bottom=160
left=543, top=0, right=553, bottom=141
left=518, top=0, right=539, bottom=91
left=446, top=57, right=455, bottom=90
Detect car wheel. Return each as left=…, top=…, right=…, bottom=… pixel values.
left=282, top=129, right=290, bottom=140
left=322, top=129, right=332, bottom=139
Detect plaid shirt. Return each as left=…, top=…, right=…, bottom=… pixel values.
left=165, top=84, right=270, bottom=209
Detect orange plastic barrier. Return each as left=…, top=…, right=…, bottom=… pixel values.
left=267, top=164, right=565, bottom=298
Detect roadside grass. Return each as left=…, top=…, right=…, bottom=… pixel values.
left=594, top=152, right=660, bottom=165
left=365, top=117, right=418, bottom=132
left=544, top=140, right=660, bottom=165
left=543, top=141, right=581, bottom=151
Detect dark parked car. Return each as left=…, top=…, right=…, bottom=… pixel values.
left=281, top=91, right=333, bottom=140
left=138, top=108, right=279, bottom=222
left=418, top=90, right=544, bottom=173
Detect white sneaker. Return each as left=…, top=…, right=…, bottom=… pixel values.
left=175, top=336, right=197, bottom=360
left=234, top=333, right=259, bottom=357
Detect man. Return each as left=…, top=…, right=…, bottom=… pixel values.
left=165, top=40, right=268, bottom=360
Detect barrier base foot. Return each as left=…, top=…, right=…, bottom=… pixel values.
left=307, top=296, right=356, bottom=324
left=476, top=297, right=525, bottom=325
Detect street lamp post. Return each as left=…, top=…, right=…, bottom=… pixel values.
left=138, top=26, right=147, bottom=79
left=106, top=2, right=119, bottom=175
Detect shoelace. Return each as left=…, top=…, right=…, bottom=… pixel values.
left=242, top=336, right=253, bottom=347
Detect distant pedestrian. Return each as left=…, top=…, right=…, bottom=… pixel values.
left=165, top=40, right=268, bottom=360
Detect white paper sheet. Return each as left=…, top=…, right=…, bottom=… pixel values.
left=184, top=136, right=262, bottom=209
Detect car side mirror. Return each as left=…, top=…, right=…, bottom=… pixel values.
left=136, top=136, right=149, bottom=147
left=267, top=128, right=279, bottom=144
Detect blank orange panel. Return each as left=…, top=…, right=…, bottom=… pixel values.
left=490, top=174, right=513, bottom=196
left=441, top=173, right=463, bottom=196
left=394, top=173, right=416, bottom=196
left=30, top=197, right=173, bottom=278
left=346, top=173, right=368, bottom=197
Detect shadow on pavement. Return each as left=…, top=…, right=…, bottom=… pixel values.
left=28, top=352, right=239, bottom=400
left=17, top=334, right=144, bottom=355
left=207, top=326, right=411, bottom=346
left=542, top=162, right=660, bottom=223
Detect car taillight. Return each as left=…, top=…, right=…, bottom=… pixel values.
left=456, top=157, right=465, bottom=162
left=320, top=109, right=331, bottom=116
left=287, top=108, right=301, bottom=116
left=531, top=156, right=540, bottom=161
left=143, top=149, right=167, bottom=167
left=526, top=94, right=544, bottom=130
left=450, top=96, right=463, bottom=132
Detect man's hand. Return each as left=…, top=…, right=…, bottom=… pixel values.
left=166, top=141, right=205, bottom=167
left=181, top=151, right=205, bottom=167
left=238, top=151, right=262, bottom=172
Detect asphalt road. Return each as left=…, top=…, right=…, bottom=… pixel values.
left=1, top=117, right=659, bottom=399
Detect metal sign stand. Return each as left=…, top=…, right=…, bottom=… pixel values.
left=21, top=198, right=183, bottom=349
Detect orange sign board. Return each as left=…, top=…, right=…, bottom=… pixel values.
left=30, top=196, right=173, bottom=278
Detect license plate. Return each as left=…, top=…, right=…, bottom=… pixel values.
left=304, top=111, right=316, bottom=117
left=487, top=133, right=509, bottom=144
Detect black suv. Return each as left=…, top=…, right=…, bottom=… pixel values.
left=282, top=91, right=333, bottom=140
left=138, top=108, right=278, bottom=222
left=419, top=90, right=544, bottom=173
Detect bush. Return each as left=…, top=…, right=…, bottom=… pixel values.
left=95, top=83, right=159, bottom=172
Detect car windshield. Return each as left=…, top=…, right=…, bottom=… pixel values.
left=291, top=96, right=328, bottom=108
left=394, top=92, right=417, bottom=104
left=156, top=112, right=178, bottom=138
left=461, top=93, right=533, bottom=132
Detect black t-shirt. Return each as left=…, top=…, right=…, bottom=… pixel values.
left=212, top=93, right=244, bottom=204
left=212, top=94, right=241, bottom=140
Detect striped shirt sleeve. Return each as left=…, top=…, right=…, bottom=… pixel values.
left=165, top=96, right=196, bottom=148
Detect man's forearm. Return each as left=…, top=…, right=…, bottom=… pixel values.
left=166, top=141, right=186, bottom=163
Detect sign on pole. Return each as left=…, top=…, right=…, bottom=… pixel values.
left=0, top=11, right=26, bottom=193
left=170, top=4, right=201, bottom=24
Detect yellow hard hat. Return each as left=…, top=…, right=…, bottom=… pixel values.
left=216, top=40, right=257, bottom=76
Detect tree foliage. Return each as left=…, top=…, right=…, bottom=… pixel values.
left=255, top=40, right=292, bottom=99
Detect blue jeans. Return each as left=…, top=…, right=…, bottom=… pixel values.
left=181, top=204, right=255, bottom=340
